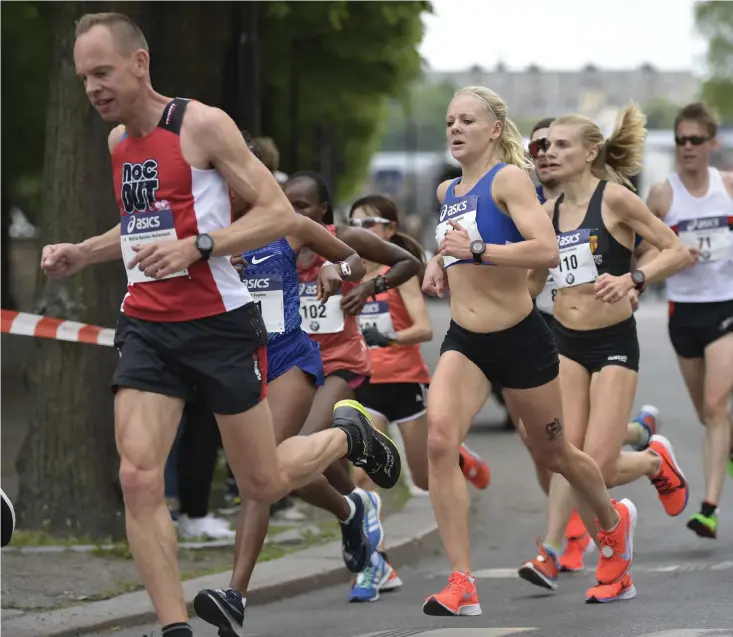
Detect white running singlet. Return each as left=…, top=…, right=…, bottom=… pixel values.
left=664, top=167, right=733, bottom=303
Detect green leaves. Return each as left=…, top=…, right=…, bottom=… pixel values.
left=695, top=1, right=733, bottom=119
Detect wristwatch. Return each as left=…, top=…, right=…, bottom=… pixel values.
left=336, top=261, right=351, bottom=278
left=195, top=233, right=215, bottom=261
left=470, top=239, right=486, bottom=265
left=630, top=269, right=646, bottom=291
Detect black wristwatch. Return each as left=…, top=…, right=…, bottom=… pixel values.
left=470, top=239, right=486, bottom=265
left=373, top=275, right=389, bottom=294
left=195, top=233, right=214, bottom=261
left=630, top=269, right=646, bottom=291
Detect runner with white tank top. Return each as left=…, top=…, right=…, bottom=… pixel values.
left=647, top=102, right=733, bottom=540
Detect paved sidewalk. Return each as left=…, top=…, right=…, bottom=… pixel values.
left=2, top=497, right=439, bottom=637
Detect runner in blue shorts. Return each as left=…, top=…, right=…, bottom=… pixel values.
left=195, top=134, right=391, bottom=636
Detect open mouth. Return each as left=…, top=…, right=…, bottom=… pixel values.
left=95, top=98, right=113, bottom=108
left=451, top=140, right=465, bottom=148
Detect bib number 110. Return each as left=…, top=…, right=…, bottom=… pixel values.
left=560, top=254, right=578, bottom=271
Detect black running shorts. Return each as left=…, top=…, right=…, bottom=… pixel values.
left=553, top=315, right=639, bottom=373
left=668, top=299, right=733, bottom=359
left=355, top=380, right=428, bottom=424
left=440, top=308, right=559, bottom=389
left=112, top=302, right=268, bottom=415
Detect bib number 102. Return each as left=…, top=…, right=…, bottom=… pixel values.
left=301, top=304, right=327, bottom=320
left=559, top=254, right=578, bottom=271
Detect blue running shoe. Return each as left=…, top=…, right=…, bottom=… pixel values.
left=631, top=404, right=660, bottom=451
left=361, top=488, right=384, bottom=552
left=349, top=551, right=390, bottom=603
left=340, top=490, right=371, bottom=573
left=194, top=587, right=245, bottom=637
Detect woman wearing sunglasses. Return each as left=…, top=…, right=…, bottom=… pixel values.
left=520, top=105, right=691, bottom=603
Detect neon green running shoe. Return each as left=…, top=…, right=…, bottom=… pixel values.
left=687, top=511, right=718, bottom=539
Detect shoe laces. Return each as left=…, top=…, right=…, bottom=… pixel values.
left=597, top=531, right=620, bottom=559
left=442, top=572, right=468, bottom=594
left=651, top=471, right=676, bottom=495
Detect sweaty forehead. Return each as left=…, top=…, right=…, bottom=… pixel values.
left=285, top=178, right=317, bottom=201
left=548, top=124, right=578, bottom=143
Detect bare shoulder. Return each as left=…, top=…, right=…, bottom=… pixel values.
left=645, top=180, right=673, bottom=218
left=107, top=125, right=126, bottom=154
left=436, top=179, right=453, bottom=204
left=181, top=101, right=232, bottom=141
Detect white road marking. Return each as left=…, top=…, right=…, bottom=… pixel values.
left=469, top=561, right=733, bottom=579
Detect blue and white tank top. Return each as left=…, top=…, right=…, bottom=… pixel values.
left=241, top=238, right=301, bottom=342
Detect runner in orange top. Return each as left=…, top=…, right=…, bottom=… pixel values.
left=346, top=195, right=491, bottom=602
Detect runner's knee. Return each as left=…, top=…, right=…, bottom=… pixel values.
left=702, top=391, right=730, bottom=423
left=426, top=412, right=462, bottom=463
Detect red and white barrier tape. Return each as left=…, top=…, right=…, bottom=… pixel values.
left=1, top=310, right=114, bottom=347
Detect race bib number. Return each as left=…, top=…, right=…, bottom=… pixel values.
left=243, top=275, right=285, bottom=334
left=535, top=273, right=557, bottom=314
left=435, top=196, right=482, bottom=267
left=358, top=301, right=395, bottom=347
left=120, top=210, right=189, bottom=285
left=549, top=229, right=599, bottom=289
left=299, top=281, right=345, bottom=334
left=678, top=216, right=731, bottom=263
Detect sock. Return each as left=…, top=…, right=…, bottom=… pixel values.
left=701, top=501, right=718, bottom=517
left=338, top=422, right=364, bottom=459
left=543, top=543, right=560, bottom=558
left=162, top=622, right=193, bottom=637
left=341, top=495, right=356, bottom=524
left=631, top=421, right=651, bottom=448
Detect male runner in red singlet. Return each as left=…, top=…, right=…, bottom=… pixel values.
left=40, top=14, right=400, bottom=637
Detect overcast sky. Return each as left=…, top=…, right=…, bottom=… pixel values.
left=419, top=0, right=707, bottom=73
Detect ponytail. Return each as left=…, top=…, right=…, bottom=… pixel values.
left=593, top=103, right=646, bottom=191
left=498, top=117, right=534, bottom=172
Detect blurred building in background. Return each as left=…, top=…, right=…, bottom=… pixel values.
left=430, top=63, right=700, bottom=120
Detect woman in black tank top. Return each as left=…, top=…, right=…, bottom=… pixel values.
left=520, top=105, right=691, bottom=602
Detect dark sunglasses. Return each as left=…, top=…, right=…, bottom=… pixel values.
left=349, top=216, right=392, bottom=229
left=675, top=135, right=710, bottom=147
left=528, top=138, right=549, bottom=159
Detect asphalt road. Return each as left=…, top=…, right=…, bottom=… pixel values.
left=89, top=300, right=733, bottom=637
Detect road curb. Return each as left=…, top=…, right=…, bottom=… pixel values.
left=3, top=497, right=439, bottom=637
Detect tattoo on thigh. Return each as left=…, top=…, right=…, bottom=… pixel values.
left=544, top=418, right=563, bottom=441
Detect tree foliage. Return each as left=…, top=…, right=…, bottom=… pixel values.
left=259, top=1, right=431, bottom=198
left=644, top=96, right=680, bottom=130
left=695, top=1, right=733, bottom=121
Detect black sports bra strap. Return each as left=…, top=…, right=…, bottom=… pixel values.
left=552, top=194, right=564, bottom=232
left=157, top=98, right=190, bottom=136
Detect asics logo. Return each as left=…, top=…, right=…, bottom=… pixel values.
left=684, top=217, right=722, bottom=231
left=557, top=232, right=581, bottom=247
left=250, top=254, right=274, bottom=265
left=439, top=200, right=468, bottom=221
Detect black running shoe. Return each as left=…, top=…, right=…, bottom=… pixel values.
left=332, top=399, right=401, bottom=489
left=340, top=490, right=372, bottom=573
left=193, top=587, right=245, bottom=637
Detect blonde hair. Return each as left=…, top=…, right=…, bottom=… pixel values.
left=552, top=103, right=647, bottom=190
left=453, top=85, right=533, bottom=172
left=253, top=137, right=280, bottom=173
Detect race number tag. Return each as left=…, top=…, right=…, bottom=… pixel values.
left=549, top=229, right=599, bottom=289
left=678, top=216, right=731, bottom=263
left=358, top=301, right=395, bottom=347
left=435, top=196, right=482, bottom=267
left=299, top=281, right=345, bottom=334
left=535, top=273, right=557, bottom=315
left=120, top=210, right=189, bottom=284
left=243, top=275, right=285, bottom=334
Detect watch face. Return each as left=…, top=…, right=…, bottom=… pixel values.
left=198, top=235, right=214, bottom=251
left=471, top=240, right=485, bottom=253
left=632, top=270, right=644, bottom=284
left=341, top=263, right=351, bottom=276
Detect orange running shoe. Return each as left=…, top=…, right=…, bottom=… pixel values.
left=585, top=573, right=636, bottom=603
left=595, top=498, right=637, bottom=586
left=648, top=435, right=689, bottom=517
left=459, top=444, right=490, bottom=490
left=423, top=572, right=481, bottom=616
left=559, top=510, right=594, bottom=572
left=518, top=539, right=559, bottom=590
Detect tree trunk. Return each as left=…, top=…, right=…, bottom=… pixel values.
left=16, top=2, right=139, bottom=540
left=15, top=1, right=237, bottom=539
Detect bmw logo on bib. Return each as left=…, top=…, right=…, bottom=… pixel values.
left=565, top=273, right=575, bottom=285
left=310, top=320, right=320, bottom=332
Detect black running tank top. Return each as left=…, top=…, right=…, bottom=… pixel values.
left=552, top=180, right=632, bottom=279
